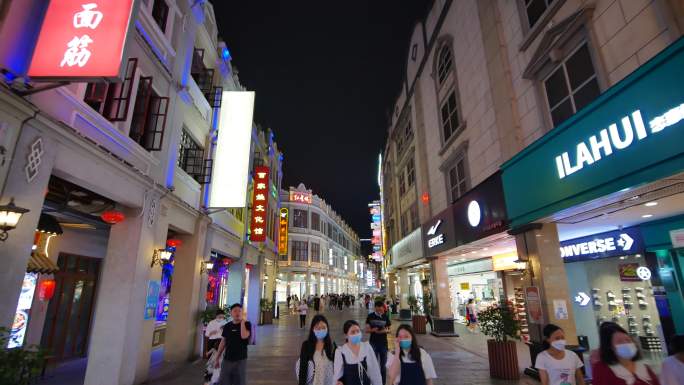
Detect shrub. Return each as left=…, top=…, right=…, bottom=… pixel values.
left=477, top=301, right=521, bottom=342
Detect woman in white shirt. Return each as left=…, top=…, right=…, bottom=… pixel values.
left=536, top=324, right=585, bottom=385
left=299, top=301, right=309, bottom=328
left=386, top=325, right=437, bottom=385
left=333, top=320, right=382, bottom=385
left=295, top=315, right=336, bottom=385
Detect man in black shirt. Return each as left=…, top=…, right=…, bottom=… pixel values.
left=215, top=303, right=251, bottom=385
left=366, top=300, right=391, bottom=384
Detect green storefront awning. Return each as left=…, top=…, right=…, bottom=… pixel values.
left=502, top=36, right=684, bottom=228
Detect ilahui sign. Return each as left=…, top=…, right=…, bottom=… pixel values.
left=28, top=0, right=136, bottom=80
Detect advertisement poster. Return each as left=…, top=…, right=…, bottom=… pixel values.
left=144, top=280, right=160, bottom=320
left=525, top=287, right=544, bottom=324
left=8, top=273, right=38, bottom=348
left=619, top=263, right=641, bottom=281
left=553, top=299, right=568, bottom=320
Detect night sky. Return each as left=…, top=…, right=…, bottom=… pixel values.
left=212, top=1, right=430, bottom=242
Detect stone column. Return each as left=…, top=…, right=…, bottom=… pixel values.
left=0, top=123, right=56, bottom=330
left=84, top=192, right=166, bottom=385
left=306, top=269, right=312, bottom=296
left=387, top=272, right=397, bottom=300
left=246, top=255, right=262, bottom=325
left=164, top=216, right=210, bottom=363
left=514, top=223, right=578, bottom=344
left=430, top=257, right=453, bottom=318
left=398, top=269, right=410, bottom=308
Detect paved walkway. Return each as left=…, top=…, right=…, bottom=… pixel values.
left=146, top=305, right=537, bottom=385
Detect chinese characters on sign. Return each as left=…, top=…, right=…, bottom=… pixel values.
left=29, top=1, right=135, bottom=79
left=278, top=208, right=289, bottom=255
left=290, top=191, right=312, bottom=204
left=249, top=166, right=270, bottom=242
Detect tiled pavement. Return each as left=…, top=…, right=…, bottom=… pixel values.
left=146, top=306, right=538, bottom=385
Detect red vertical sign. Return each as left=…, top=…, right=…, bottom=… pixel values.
left=249, top=166, right=270, bottom=242
left=28, top=0, right=135, bottom=79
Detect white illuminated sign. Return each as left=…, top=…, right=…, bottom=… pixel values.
left=426, top=220, right=444, bottom=248
left=209, top=91, right=255, bottom=208
left=467, top=201, right=481, bottom=227
left=329, top=248, right=334, bottom=266
left=555, top=105, right=684, bottom=179
left=636, top=266, right=651, bottom=280
left=574, top=292, right=590, bottom=306
left=560, top=233, right=634, bottom=258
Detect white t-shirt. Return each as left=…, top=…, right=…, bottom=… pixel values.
left=660, top=355, right=684, bottom=385
left=535, top=350, right=583, bottom=385
left=204, top=318, right=227, bottom=340
left=386, top=348, right=437, bottom=384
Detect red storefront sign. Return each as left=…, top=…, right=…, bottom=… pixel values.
left=28, top=0, right=135, bottom=80
left=290, top=191, right=312, bottom=204
left=278, top=208, right=289, bottom=255
left=249, top=166, right=270, bottom=242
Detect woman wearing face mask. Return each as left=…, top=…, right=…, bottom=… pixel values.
left=333, top=320, right=382, bottom=385
left=593, top=322, right=660, bottom=385
left=386, top=325, right=437, bottom=385
left=296, top=315, right=336, bottom=385
left=535, top=324, right=585, bottom=385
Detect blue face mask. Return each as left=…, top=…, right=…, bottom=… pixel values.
left=399, top=339, right=412, bottom=350
left=314, top=329, right=328, bottom=340
left=349, top=334, right=362, bottom=345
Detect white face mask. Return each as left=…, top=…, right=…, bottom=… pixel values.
left=615, top=343, right=638, bottom=359
left=550, top=339, right=566, bottom=351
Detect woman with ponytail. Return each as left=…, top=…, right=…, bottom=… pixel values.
left=295, top=315, right=336, bottom=385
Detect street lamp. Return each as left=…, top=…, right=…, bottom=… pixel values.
left=150, top=249, right=173, bottom=267
left=0, top=198, right=30, bottom=241
left=200, top=260, right=214, bottom=274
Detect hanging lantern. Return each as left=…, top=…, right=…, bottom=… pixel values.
left=421, top=192, right=430, bottom=204
left=38, top=279, right=56, bottom=301
left=166, top=238, right=182, bottom=248
left=100, top=210, right=125, bottom=224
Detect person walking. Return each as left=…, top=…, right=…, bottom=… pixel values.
left=295, top=315, right=336, bottom=385
left=333, top=320, right=382, bottom=385
left=465, top=299, right=478, bottom=332
left=592, top=322, right=660, bottom=385
left=215, top=303, right=251, bottom=385
left=386, top=325, right=437, bottom=385
left=366, top=300, right=391, bottom=384
left=299, top=300, right=309, bottom=328
left=314, top=295, right=321, bottom=313
left=661, top=335, right=684, bottom=385
left=205, top=309, right=228, bottom=354
left=535, top=324, right=585, bottom=385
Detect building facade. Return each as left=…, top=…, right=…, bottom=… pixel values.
left=383, top=0, right=684, bottom=370
left=0, top=1, right=281, bottom=384
left=277, top=184, right=363, bottom=301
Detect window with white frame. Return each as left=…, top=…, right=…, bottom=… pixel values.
left=293, top=209, right=308, bottom=228
left=311, top=243, right=321, bottom=263
left=524, top=0, right=557, bottom=29
left=440, top=91, right=461, bottom=142
left=435, top=41, right=463, bottom=144
left=292, top=241, right=308, bottom=262
left=543, top=43, right=600, bottom=127
left=437, top=44, right=453, bottom=85
left=448, top=155, right=468, bottom=203
left=406, top=157, right=415, bottom=188
left=177, top=129, right=210, bottom=184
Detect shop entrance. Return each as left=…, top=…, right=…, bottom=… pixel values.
left=40, top=254, right=100, bottom=362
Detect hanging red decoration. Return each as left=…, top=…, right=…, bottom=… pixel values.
left=38, top=279, right=56, bottom=301
left=166, top=238, right=182, bottom=248
left=100, top=210, right=125, bottom=224
left=421, top=192, right=430, bottom=204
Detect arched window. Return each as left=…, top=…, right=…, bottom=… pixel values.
left=437, top=44, right=453, bottom=85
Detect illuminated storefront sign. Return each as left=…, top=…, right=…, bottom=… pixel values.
left=290, top=191, right=312, bottom=204
left=28, top=0, right=135, bottom=80
left=8, top=273, right=38, bottom=348
left=210, top=91, right=255, bottom=208
left=492, top=252, right=525, bottom=271
left=369, top=200, right=383, bottom=261
left=559, top=228, right=644, bottom=262
left=278, top=208, right=289, bottom=255
left=249, top=166, right=269, bottom=242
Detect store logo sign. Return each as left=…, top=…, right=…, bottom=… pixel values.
left=636, top=266, right=651, bottom=280
left=426, top=220, right=444, bottom=248
left=555, top=104, right=684, bottom=179
left=574, top=292, right=590, bottom=307
left=560, top=233, right=634, bottom=258
left=467, top=200, right=481, bottom=227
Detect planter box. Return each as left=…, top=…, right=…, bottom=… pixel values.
left=412, top=315, right=427, bottom=334
left=398, top=308, right=412, bottom=320
left=487, top=339, right=520, bottom=380
left=430, top=317, right=458, bottom=337
left=261, top=310, right=273, bottom=325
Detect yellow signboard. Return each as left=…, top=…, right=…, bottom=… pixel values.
left=460, top=282, right=470, bottom=290
left=492, top=252, right=524, bottom=271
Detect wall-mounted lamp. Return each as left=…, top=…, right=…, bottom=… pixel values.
left=0, top=198, right=30, bottom=241
left=151, top=249, right=173, bottom=268
left=200, top=260, right=214, bottom=274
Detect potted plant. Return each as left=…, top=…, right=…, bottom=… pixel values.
left=407, top=295, right=427, bottom=334
left=477, top=301, right=521, bottom=380
left=0, top=327, right=45, bottom=385
left=260, top=298, right=274, bottom=325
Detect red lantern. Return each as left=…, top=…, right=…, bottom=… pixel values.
left=421, top=192, right=430, bottom=204
left=101, top=210, right=125, bottom=224
left=38, top=279, right=56, bottom=301
left=166, top=238, right=182, bottom=248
